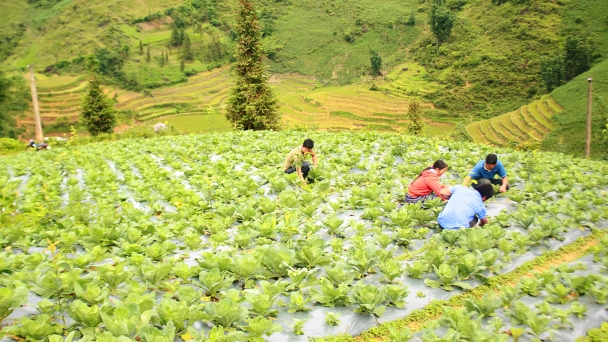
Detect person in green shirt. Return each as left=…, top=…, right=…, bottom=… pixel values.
left=283, top=138, right=318, bottom=183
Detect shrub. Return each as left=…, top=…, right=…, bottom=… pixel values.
left=0, top=137, right=24, bottom=154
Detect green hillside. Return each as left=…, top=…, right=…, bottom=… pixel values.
left=1, top=0, right=608, bottom=156
left=19, top=65, right=457, bottom=137
left=542, top=58, right=608, bottom=158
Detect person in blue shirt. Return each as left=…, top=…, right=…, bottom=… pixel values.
left=437, top=183, right=494, bottom=230
left=462, top=153, right=509, bottom=193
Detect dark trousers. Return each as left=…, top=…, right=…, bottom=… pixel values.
left=285, top=161, right=311, bottom=179
left=471, top=178, right=510, bottom=190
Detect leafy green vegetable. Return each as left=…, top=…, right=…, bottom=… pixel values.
left=198, top=268, right=234, bottom=297
left=350, top=281, right=386, bottom=317
left=0, top=283, right=28, bottom=319
left=141, top=321, right=176, bottom=342
left=463, top=293, right=501, bottom=318
left=325, top=262, right=355, bottom=286
left=520, top=277, right=543, bottom=297
left=202, top=297, right=248, bottom=328
left=324, top=311, right=342, bottom=326
left=379, top=259, right=403, bottom=283
left=100, top=306, right=153, bottom=338
left=242, top=316, right=282, bottom=341
left=289, top=317, right=308, bottom=335
left=311, top=279, right=352, bottom=307
left=4, top=314, right=63, bottom=340
left=68, top=299, right=102, bottom=327
left=424, top=264, right=473, bottom=291
left=347, top=243, right=379, bottom=276
left=245, top=292, right=278, bottom=317
left=384, top=284, right=409, bottom=308
left=287, top=291, right=311, bottom=313
left=545, top=283, right=573, bottom=304
left=405, top=260, right=429, bottom=279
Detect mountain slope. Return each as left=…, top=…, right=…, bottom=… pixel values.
left=542, top=58, right=608, bottom=158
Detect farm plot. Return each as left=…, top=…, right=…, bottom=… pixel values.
left=1, top=131, right=607, bottom=341
left=21, top=65, right=458, bottom=136
left=467, top=96, right=563, bottom=147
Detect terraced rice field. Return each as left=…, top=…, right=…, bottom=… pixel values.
left=466, top=96, right=563, bottom=147
left=20, top=66, right=457, bottom=136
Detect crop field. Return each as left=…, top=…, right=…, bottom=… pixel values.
left=466, top=95, right=563, bottom=147
left=19, top=65, right=459, bottom=136
left=159, top=114, right=232, bottom=133
left=1, top=131, right=607, bottom=341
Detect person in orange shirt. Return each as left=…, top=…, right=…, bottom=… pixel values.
left=403, top=160, right=451, bottom=204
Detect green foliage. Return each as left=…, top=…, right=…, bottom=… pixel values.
left=202, top=297, right=248, bottom=328
left=311, top=279, right=352, bottom=307
left=540, top=55, right=566, bottom=92
left=544, top=58, right=608, bottom=158
left=242, top=316, right=282, bottom=340
left=406, top=100, right=425, bottom=136
left=325, top=312, right=342, bottom=326
left=81, top=74, right=116, bottom=136
left=424, top=263, right=474, bottom=291
left=4, top=314, right=62, bottom=340
left=225, top=0, right=279, bottom=130
left=370, top=50, right=382, bottom=77
left=0, top=71, right=28, bottom=138
left=182, top=33, right=194, bottom=62
left=0, top=137, right=25, bottom=154
left=68, top=299, right=102, bottom=327
left=578, top=322, right=608, bottom=342
left=350, top=281, right=386, bottom=317
left=463, top=293, right=501, bottom=318
left=429, top=0, right=455, bottom=46
left=0, top=284, right=28, bottom=319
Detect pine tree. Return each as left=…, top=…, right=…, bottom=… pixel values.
left=179, top=28, right=185, bottom=45
left=81, top=74, right=116, bottom=136
left=170, top=26, right=182, bottom=47
left=182, top=33, right=194, bottom=62
left=139, top=39, right=144, bottom=55
left=180, top=59, right=185, bottom=72
left=406, top=100, right=426, bottom=136
left=165, top=50, right=169, bottom=63
left=225, top=0, right=279, bottom=130
left=146, top=44, right=150, bottom=63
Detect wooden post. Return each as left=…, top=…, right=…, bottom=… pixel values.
left=586, top=76, right=592, bottom=158
left=28, top=65, right=44, bottom=145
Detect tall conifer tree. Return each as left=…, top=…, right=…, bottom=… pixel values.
left=226, top=0, right=279, bottom=130
left=81, top=73, right=116, bottom=136
left=182, top=33, right=194, bottom=61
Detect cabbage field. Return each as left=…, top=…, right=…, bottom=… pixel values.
left=1, top=131, right=607, bottom=342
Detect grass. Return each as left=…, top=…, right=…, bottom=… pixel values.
left=9, top=0, right=183, bottom=68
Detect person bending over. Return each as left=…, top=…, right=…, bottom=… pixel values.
left=462, top=153, right=509, bottom=193
left=404, top=160, right=451, bottom=204
left=283, top=138, right=318, bottom=183
left=437, top=183, right=494, bottom=230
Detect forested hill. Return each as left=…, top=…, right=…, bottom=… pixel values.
left=1, top=0, right=607, bottom=155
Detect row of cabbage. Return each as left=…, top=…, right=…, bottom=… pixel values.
left=0, top=131, right=607, bottom=341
